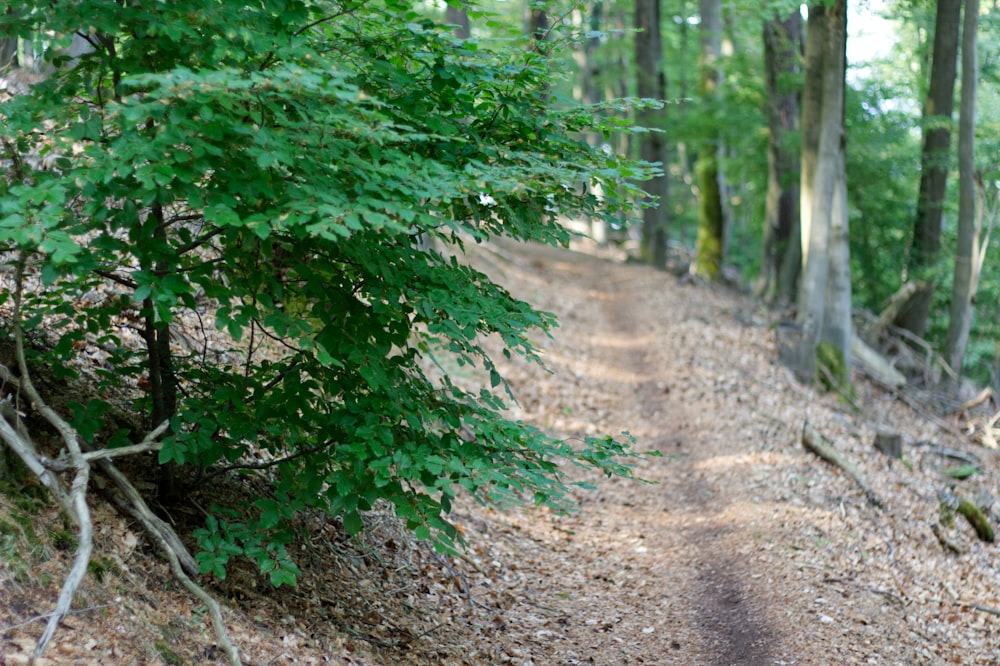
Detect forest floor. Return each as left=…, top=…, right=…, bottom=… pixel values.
left=3, top=238, right=1000, bottom=665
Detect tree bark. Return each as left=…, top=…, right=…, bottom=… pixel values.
left=635, top=0, right=669, bottom=268
left=798, top=2, right=825, bottom=313
left=757, top=11, right=802, bottom=304
left=692, top=0, right=725, bottom=280
left=822, top=143, right=852, bottom=382
left=797, top=1, right=849, bottom=386
left=605, top=6, right=631, bottom=158
left=796, top=4, right=827, bottom=384
left=944, top=0, right=980, bottom=381
left=574, top=1, right=610, bottom=245
left=445, top=3, right=471, bottom=40
left=527, top=1, right=548, bottom=43
left=900, top=0, right=962, bottom=337
left=1, top=5, right=20, bottom=69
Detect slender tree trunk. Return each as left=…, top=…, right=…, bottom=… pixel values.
left=527, top=1, right=549, bottom=43
left=145, top=201, right=180, bottom=501
left=674, top=0, right=695, bottom=244
left=635, top=0, right=668, bottom=268
left=757, top=11, right=802, bottom=304
left=799, top=4, right=825, bottom=291
left=822, top=147, right=852, bottom=378
left=610, top=7, right=631, bottom=158
left=821, top=6, right=850, bottom=379
left=525, top=2, right=551, bottom=104
left=797, top=0, right=849, bottom=386
left=944, top=0, right=979, bottom=380
left=797, top=3, right=827, bottom=361
left=576, top=1, right=609, bottom=245
left=0, top=13, right=16, bottom=69
left=692, top=0, right=725, bottom=280
left=445, top=3, right=471, bottom=39
left=900, top=0, right=962, bottom=336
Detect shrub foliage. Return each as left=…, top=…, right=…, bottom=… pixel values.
left=1, top=0, right=649, bottom=585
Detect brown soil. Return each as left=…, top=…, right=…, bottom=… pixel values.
left=3, top=239, right=999, bottom=665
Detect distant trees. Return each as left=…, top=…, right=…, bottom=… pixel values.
left=635, top=0, right=669, bottom=267
left=901, top=0, right=962, bottom=338
left=493, top=0, right=1000, bottom=389
left=944, top=0, right=981, bottom=377
left=757, top=9, right=802, bottom=304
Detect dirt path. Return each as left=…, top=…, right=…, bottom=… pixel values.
left=446, top=240, right=999, bottom=666
left=452, top=241, right=795, bottom=664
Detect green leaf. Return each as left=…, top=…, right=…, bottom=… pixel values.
left=943, top=464, right=980, bottom=480
left=342, top=511, right=363, bottom=535
left=269, top=566, right=298, bottom=588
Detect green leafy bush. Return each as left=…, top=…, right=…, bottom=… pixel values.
left=1, top=0, right=649, bottom=584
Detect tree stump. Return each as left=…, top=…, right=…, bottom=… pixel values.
left=873, top=429, right=903, bottom=459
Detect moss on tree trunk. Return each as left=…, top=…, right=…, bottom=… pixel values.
left=693, top=154, right=723, bottom=280
left=816, top=340, right=854, bottom=398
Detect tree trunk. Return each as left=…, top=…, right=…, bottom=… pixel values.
left=757, top=11, right=803, bottom=304
left=900, top=0, right=962, bottom=337
left=527, top=2, right=548, bottom=43
left=143, top=201, right=180, bottom=501
left=822, top=146, right=852, bottom=383
left=635, top=0, right=669, bottom=268
left=692, top=0, right=725, bottom=280
left=797, top=1, right=848, bottom=386
left=795, top=4, right=827, bottom=385
left=0, top=17, right=15, bottom=69
left=675, top=0, right=695, bottom=198
left=798, top=3, right=825, bottom=305
left=575, top=1, right=610, bottom=246
left=574, top=1, right=602, bottom=107
left=819, top=3, right=851, bottom=387
left=944, top=0, right=979, bottom=380
left=445, top=3, right=471, bottom=40
left=610, top=7, right=631, bottom=158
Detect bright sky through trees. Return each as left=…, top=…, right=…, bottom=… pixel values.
left=848, top=0, right=894, bottom=71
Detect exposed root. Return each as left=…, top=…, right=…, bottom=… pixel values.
left=0, top=253, right=239, bottom=664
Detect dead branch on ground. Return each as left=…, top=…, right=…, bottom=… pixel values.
left=930, top=522, right=965, bottom=555
left=801, top=421, right=883, bottom=508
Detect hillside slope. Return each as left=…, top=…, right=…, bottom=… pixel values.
left=3, top=240, right=998, bottom=665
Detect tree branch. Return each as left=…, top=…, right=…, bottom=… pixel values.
left=7, top=253, right=93, bottom=663
left=81, top=419, right=171, bottom=462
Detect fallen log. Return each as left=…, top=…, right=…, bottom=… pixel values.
left=938, top=489, right=995, bottom=543
left=872, top=280, right=926, bottom=337
left=851, top=333, right=906, bottom=388
left=957, top=498, right=995, bottom=543
left=802, top=422, right=883, bottom=508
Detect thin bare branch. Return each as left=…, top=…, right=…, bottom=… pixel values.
left=81, top=419, right=170, bottom=462
left=6, top=252, right=94, bottom=662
